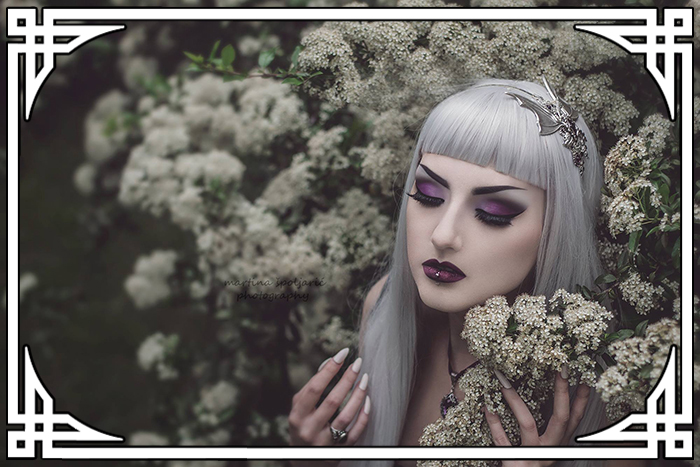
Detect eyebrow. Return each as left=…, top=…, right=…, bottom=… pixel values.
left=418, top=163, right=526, bottom=195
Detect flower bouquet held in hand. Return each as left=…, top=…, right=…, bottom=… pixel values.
left=419, top=290, right=613, bottom=466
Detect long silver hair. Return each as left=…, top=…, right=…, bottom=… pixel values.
left=349, top=79, right=608, bottom=467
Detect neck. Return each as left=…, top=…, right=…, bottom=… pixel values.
left=446, top=311, right=477, bottom=371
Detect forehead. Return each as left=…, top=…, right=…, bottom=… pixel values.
left=417, top=153, right=534, bottom=190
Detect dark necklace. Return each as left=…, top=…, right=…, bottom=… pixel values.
left=440, top=340, right=480, bottom=418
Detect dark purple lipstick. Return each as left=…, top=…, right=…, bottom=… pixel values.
left=422, top=259, right=466, bottom=283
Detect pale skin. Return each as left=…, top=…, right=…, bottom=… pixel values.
left=288, top=154, right=644, bottom=467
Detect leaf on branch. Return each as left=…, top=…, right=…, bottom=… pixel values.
left=209, top=40, right=221, bottom=61
left=595, top=273, right=617, bottom=286
left=628, top=230, right=642, bottom=253
left=184, top=51, right=204, bottom=64
left=221, top=44, right=236, bottom=69
left=634, top=320, right=648, bottom=337
left=281, top=77, right=303, bottom=85
left=291, top=45, right=302, bottom=70
left=258, top=48, right=276, bottom=69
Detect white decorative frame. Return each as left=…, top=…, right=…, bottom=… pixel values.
left=5, top=6, right=694, bottom=463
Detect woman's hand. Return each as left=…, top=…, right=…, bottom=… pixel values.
left=289, top=347, right=371, bottom=452
left=483, top=368, right=591, bottom=467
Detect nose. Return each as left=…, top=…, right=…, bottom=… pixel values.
left=430, top=205, right=463, bottom=252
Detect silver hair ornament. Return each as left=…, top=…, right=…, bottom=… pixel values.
left=504, top=77, right=589, bottom=176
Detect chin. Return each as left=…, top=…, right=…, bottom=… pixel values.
left=416, top=276, right=476, bottom=314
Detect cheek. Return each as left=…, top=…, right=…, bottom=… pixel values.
left=478, top=223, right=542, bottom=279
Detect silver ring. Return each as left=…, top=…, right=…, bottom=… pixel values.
left=329, top=425, right=348, bottom=444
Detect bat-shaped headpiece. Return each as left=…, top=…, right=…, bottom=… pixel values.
left=504, top=77, right=589, bottom=176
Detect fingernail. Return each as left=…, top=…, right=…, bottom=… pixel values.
left=561, top=364, right=569, bottom=380
left=494, top=369, right=512, bottom=389
left=364, top=395, right=371, bottom=414
left=359, top=373, right=369, bottom=390
left=333, top=347, right=350, bottom=364
left=317, top=358, right=331, bottom=373
left=351, top=357, right=362, bottom=373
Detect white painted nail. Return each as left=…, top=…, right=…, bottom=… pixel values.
left=359, top=373, right=369, bottom=390
left=333, top=347, right=350, bottom=364
left=494, top=369, right=512, bottom=389
left=317, top=358, right=331, bottom=373
left=561, top=364, right=569, bottom=380
left=351, top=357, right=362, bottom=373
left=364, top=395, right=371, bottom=415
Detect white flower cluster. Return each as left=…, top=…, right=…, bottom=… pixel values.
left=420, top=364, right=527, bottom=461
left=128, top=430, right=169, bottom=446
left=124, top=250, right=178, bottom=310
left=75, top=90, right=133, bottom=196
left=19, top=272, right=39, bottom=304
left=563, top=74, right=639, bottom=137
left=604, top=114, right=671, bottom=196
left=602, top=114, right=671, bottom=238
left=315, top=315, right=358, bottom=354
left=246, top=412, right=290, bottom=443
left=597, top=239, right=627, bottom=273
left=618, top=270, right=666, bottom=316
left=422, top=291, right=612, bottom=452
left=293, top=188, right=393, bottom=292
left=137, top=332, right=179, bottom=380
left=596, top=318, right=680, bottom=422
left=462, top=291, right=611, bottom=387
left=194, top=380, right=239, bottom=426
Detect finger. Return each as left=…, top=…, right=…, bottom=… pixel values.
left=542, top=371, right=571, bottom=445
left=496, top=371, right=540, bottom=446
left=345, top=396, right=371, bottom=445
left=562, top=384, right=591, bottom=444
left=313, top=356, right=364, bottom=427
left=316, top=372, right=369, bottom=432
left=483, top=406, right=512, bottom=446
left=291, top=348, right=350, bottom=418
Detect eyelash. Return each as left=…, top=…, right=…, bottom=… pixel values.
left=407, top=188, right=516, bottom=227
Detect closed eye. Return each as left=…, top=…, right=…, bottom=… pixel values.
left=407, top=186, right=443, bottom=207
left=474, top=208, right=522, bottom=227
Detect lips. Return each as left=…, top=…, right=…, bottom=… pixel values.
left=422, top=259, right=466, bottom=283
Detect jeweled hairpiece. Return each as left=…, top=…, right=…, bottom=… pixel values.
left=503, top=77, right=589, bottom=176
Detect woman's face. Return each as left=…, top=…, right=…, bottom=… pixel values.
left=406, top=153, right=546, bottom=314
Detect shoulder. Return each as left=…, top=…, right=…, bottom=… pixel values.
left=362, top=273, right=389, bottom=322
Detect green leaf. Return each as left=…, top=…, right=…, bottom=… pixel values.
left=291, top=45, right=302, bottom=70
left=628, top=230, right=642, bottom=253
left=183, top=51, right=204, bottom=63
left=616, top=329, right=634, bottom=340
left=209, top=40, right=221, bottom=61
left=639, top=364, right=653, bottom=379
left=185, top=63, right=203, bottom=72
left=281, top=77, right=303, bottom=85
left=258, top=48, right=276, bottom=69
left=221, top=44, right=236, bottom=69
left=595, top=273, right=617, bottom=285
left=671, top=236, right=680, bottom=259
left=634, top=320, right=648, bottom=337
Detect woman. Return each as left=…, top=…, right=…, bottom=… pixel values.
left=288, top=79, right=619, bottom=467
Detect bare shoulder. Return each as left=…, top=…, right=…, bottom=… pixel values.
left=362, top=274, right=389, bottom=322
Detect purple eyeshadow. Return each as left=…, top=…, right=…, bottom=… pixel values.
left=478, top=200, right=525, bottom=216
left=416, top=181, right=442, bottom=198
